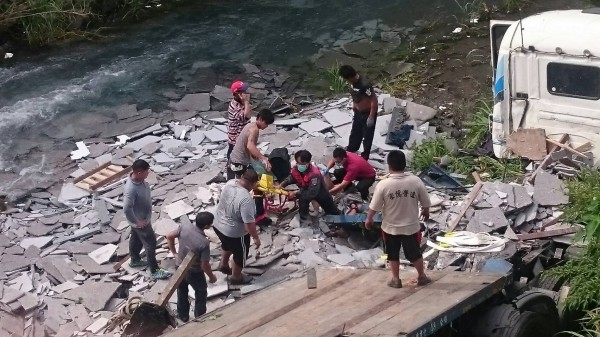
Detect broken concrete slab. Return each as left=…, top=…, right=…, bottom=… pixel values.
left=322, top=109, right=352, bottom=127
left=20, top=236, right=53, bottom=249
left=533, top=171, right=569, bottom=206
left=74, top=255, right=115, bottom=274
left=141, top=142, right=163, bottom=155
left=89, top=232, right=121, bottom=244
left=327, top=253, right=356, bottom=266
left=53, top=280, right=79, bottom=294
left=88, top=244, right=117, bottom=265
left=172, top=159, right=204, bottom=175
left=507, top=128, right=547, bottom=161
left=173, top=93, right=210, bottom=112
left=299, top=119, right=332, bottom=134
left=62, top=281, right=121, bottom=311
left=124, top=135, right=162, bottom=151
left=153, top=217, right=179, bottom=236
left=203, top=129, right=228, bottom=143
left=466, top=207, right=509, bottom=233
left=26, top=222, right=61, bottom=236
left=58, top=183, right=90, bottom=202
left=164, top=200, right=194, bottom=219
left=86, top=317, right=109, bottom=334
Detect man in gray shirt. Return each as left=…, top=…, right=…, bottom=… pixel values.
left=213, top=169, right=261, bottom=285
left=123, top=159, right=171, bottom=280
left=166, top=212, right=217, bottom=322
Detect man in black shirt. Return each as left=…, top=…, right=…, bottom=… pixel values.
left=339, top=65, right=378, bottom=160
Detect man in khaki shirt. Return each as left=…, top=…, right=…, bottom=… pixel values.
left=365, top=150, right=431, bottom=288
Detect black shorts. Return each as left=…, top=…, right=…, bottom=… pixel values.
left=382, top=231, right=422, bottom=263
left=213, top=227, right=251, bottom=267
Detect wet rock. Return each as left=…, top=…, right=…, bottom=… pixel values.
left=115, top=104, right=139, bottom=120
left=172, top=93, right=211, bottom=112
left=243, top=63, right=260, bottom=73
left=341, top=41, right=374, bottom=59
left=381, top=31, right=402, bottom=44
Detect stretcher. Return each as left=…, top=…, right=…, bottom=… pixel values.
left=255, top=174, right=297, bottom=215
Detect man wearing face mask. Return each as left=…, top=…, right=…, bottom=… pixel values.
left=327, top=147, right=376, bottom=200
left=280, top=150, right=340, bottom=221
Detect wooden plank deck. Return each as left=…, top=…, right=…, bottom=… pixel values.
left=164, top=268, right=505, bottom=337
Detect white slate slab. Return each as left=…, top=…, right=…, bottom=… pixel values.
left=53, top=281, right=80, bottom=294
left=327, top=253, right=356, bottom=266
left=273, top=118, right=309, bottom=126
left=71, top=141, right=90, bottom=160
left=58, top=183, right=90, bottom=202
left=323, top=109, right=352, bottom=127
left=20, top=236, right=53, bottom=249
left=164, top=200, right=194, bottom=219
left=88, top=244, right=117, bottom=265
left=160, top=138, right=187, bottom=151
left=86, top=317, right=109, bottom=334
left=190, top=130, right=206, bottom=146
left=203, top=129, right=228, bottom=143
left=153, top=153, right=179, bottom=164
left=153, top=217, right=179, bottom=236
left=124, top=135, right=162, bottom=151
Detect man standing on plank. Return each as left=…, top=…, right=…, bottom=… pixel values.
left=365, top=150, right=431, bottom=288
left=227, top=81, right=252, bottom=180
left=339, top=65, right=378, bottom=160
left=124, top=159, right=171, bottom=280
left=213, top=169, right=261, bottom=285
left=327, top=147, right=376, bottom=201
left=166, top=211, right=217, bottom=322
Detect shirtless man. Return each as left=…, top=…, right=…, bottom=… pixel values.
left=229, top=108, right=275, bottom=225
left=339, top=65, right=378, bottom=160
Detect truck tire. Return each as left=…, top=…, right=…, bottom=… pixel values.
left=463, top=304, right=557, bottom=337
left=530, top=275, right=564, bottom=292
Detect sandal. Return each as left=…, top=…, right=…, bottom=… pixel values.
left=387, top=279, right=403, bottom=289
left=417, top=276, right=432, bottom=286
left=229, top=274, right=254, bottom=285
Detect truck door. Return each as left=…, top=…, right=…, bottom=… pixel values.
left=490, top=20, right=514, bottom=80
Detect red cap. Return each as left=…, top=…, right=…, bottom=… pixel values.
left=230, top=81, right=249, bottom=94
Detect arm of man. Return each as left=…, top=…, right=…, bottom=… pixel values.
left=369, top=90, right=378, bottom=120
left=123, top=185, right=143, bottom=227
left=329, top=168, right=356, bottom=194
left=240, top=198, right=261, bottom=248
left=199, top=245, right=217, bottom=283
left=365, top=184, right=384, bottom=230
left=279, top=175, right=295, bottom=188
left=296, top=175, right=321, bottom=201
left=416, top=180, right=432, bottom=221
left=241, top=93, right=252, bottom=119
left=326, top=159, right=336, bottom=170
left=246, top=126, right=268, bottom=162
left=166, top=227, right=180, bottom=256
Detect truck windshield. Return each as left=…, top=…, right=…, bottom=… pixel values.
left=547, top=62, right=600, bottom=100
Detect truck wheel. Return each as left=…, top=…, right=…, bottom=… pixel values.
left=463, top=304, right=557, bottom=337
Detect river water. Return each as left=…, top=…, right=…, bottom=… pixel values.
left=0, top=0, right=463, bottom=192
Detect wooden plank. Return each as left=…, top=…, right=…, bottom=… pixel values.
left=350, top=273, right=503, bottom=336
left=167, top=269, right=365, bottom=337
left=529, top=133, right=569, bottom=183
left=89, top=166, right=131, bottom=190
left=241, top=271, right=446, bottom=337
left=546, top=138, right=587, bottom=158
left=540, top=212, right=565, bottom=230
left=517, top=228, right=578, bottom=241
left=447, top=182, right=483, bottom=232
left=73, top=162, right=111, bottom=184
left=155, top=251, right=196, bottom=307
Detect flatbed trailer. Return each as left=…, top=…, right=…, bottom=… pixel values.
left=164, top=268, right=506, bottom=337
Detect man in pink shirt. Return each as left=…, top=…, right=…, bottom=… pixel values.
left=227, top=81, right=252, bottom=180
left=327, top=147, right=376, bottom=200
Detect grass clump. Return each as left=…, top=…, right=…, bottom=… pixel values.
left=324, top=63, right=347, bottom=94
left=547, top=240, right=600, bottom=312
left=410, top=137, right=450, bottom=173
left=562, top=169, right=600, bottom=240
left=381, top=69, right=424, bottom=97
left=463, top=98, right=491, bottom=150
left=0, top=0, right=93, bottom=46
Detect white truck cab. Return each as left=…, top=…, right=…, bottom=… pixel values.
left=490, top=9, right=600, bottom=162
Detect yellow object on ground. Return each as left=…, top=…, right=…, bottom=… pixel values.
left=257, top=174, right=288, bottom=195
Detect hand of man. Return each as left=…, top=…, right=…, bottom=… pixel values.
left=136, top=220, right=147, bottom=228
left=364, top=219, right=374, bottom=230
left=241, top=93, right=250, bottom=103
left=366, top=117, right=375, bottom=128
left=208, top=274, right=217, bottom=284
left=253, top=237, right=261, bottom=249
left=262, top=158, right=272, bottom=171
left=288, top=191, right=296, bottom=200
left=420, top=208, right=430, bottom=221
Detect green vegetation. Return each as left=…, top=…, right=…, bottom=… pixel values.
left=463, top=99, right=491, bottom=150
left=324, top=63, right=347, bottom=94
left=452, top=0, right=484, bottom=16
left=561, top=169, right=600, bottom=239
left=380, top=69, right=424, bottom=97
left=502, top=0, right=529, bottom=13
left=410, top=137, right=449, bottom=173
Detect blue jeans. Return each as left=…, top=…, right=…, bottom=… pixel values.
left=177, top=269, right=207, bottom=322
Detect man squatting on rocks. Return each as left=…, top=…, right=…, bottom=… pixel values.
left=279, top=150, right=341, bottom=221
left=123, top=159, right=171, bottom=280
left=228, top=108, right=276, bottom=226
left=327, top=147, right=376, bottom=201
left=365, top=150, right=432, bottom=288
left=166, top=211, right=217, bottom=322
left=227, top=81, right=252, bottom=180
left=213, top=170, right=261, bottom=285
left=339, top=65, right=378, bottom=160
